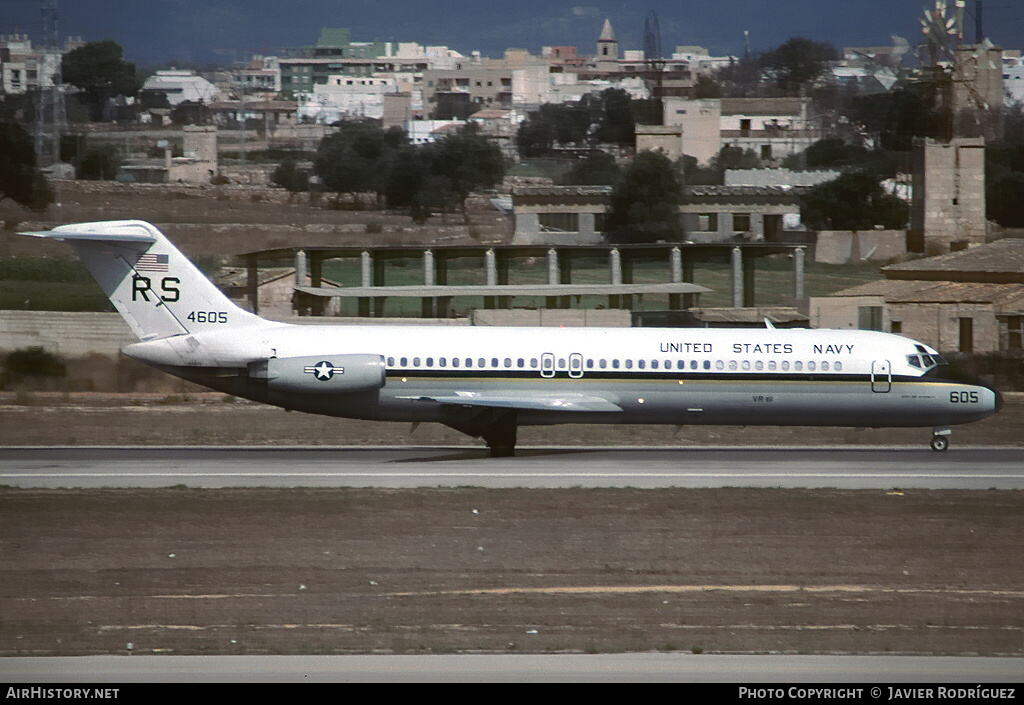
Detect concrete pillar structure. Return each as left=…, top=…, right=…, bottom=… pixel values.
left=793, top=246, right=805, bottom=300
left=360, top=251, right=372, bottom=288
left=546, top=248, right=559, bottom=309
left=358, top=251, right=372, bottom=317
left=422, top=250, right=435, bottom=286
left=485, top=249, right=497, bottom=286
left=294, top=250, right=307, bottom=287
left=731, top=246, right=744, bottom=308
left=669, top=246, right=682, bottom=310
left=421, top=249, right=435, bottom=318
left=484, top=249, right=498, bottom=309
left=547, top=249, right=559, bottom=285
left=609, top=248, right=622, bottom=285
left=670, top=247, right=682, bottom=283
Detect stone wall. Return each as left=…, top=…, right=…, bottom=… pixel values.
left=814, top=230, right=907, bottom=265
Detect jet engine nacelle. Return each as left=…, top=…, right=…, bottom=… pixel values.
left=249, top=354, right=385, bottom=394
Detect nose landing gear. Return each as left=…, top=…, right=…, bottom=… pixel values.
left=930, top=426, right=951, bottom=452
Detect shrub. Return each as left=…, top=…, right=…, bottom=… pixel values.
left=3, top=346, right=67, bottom=385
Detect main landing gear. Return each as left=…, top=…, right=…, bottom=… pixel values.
left=442, top=409, right=518, bottom=458
left=930, top=427, right=951, bottom=452
left=481, top=419, right=517, bottom=458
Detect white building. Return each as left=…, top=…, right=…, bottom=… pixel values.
left=141, top=69, right=219, bottom=106
left=405, top=119, right=463, bottom=144
left=298, top=74, right=400, bottom=122
left=0, top=34, right=82, bottom=95
left=1004, top=51, right=1024, bottom=106
left=671, top=46, right=737, bottom=72
left=237, top=55, right=281, bottom=95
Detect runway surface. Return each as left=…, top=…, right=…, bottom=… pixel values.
left=3, top=654, right=1023, bottom=682
left=2, top=446, right=1023, bottom=489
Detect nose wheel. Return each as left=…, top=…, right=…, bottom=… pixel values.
left=930, top=434, right=949, bottom=452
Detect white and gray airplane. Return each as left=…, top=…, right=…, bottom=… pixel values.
left=23, top=220, right=1002, bottom=455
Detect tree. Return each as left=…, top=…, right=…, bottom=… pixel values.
left=606, top=150, right=683, bottom=243
left=422, top=124, right=504, bottom=221
left=693, top=75, right=722, bottom=99
left=759, top=38, right=839, bottom=93
left=314, top=122, right=407, bottom=205
left=800, top=137, right=870, bottom=168
left=271, top=158, right=310, bottom=193
left=592, top=88, right=635, bottom=144
left=0, top=120, right=54, bottom=212
left=986, top=137, right=1024, bottom=227
left=849, top=86, right=944, bottom=152
left=516, top=89, right=641, bottom=157
left=987, top=172, right=1024, bottom=227
left=800, top=170, right=909, bottom=231
left=384, top=145, right=429, bottom=209
left=77, top=146, right=122, bottom=180
left=560, top=151, right=620, bottom=186
left=62, top=40, right=142, bottom=122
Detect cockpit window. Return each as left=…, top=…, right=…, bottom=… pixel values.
left=909, top=352, right=947, bottom=370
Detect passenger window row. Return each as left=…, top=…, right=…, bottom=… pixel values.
left=384, top=357, right=843, bottom=372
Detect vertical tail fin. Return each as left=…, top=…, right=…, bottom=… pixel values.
left=20, top=220, right=267, bottom=340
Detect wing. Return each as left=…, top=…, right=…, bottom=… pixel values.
left=397, top=390, right=623, bottom=413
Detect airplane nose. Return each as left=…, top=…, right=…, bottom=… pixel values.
left=993, top=386, right=1004, bottom=413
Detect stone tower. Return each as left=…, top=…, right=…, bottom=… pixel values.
left=597, top=18, right=619, bottom=61
left=910, top=137, right=986, bottom=254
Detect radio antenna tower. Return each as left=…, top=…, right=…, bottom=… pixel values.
left=643, top=11, right=665, bottom=124
left=34, top=0, right=68, bottom=168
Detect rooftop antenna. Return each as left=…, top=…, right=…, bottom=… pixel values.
left=643, top=10, right=665, bottom=124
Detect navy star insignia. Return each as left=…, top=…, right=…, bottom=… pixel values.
left=304, top=361, right=342, bottom=381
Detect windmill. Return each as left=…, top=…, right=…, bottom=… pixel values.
left=918, top=0, right=1001, bottom=139
left=849, top=34, right=911, bottom=92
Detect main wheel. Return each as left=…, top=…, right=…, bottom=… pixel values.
left=930, top=435, right=949, bottom=452
left=482, top=420, right=517, bottom=458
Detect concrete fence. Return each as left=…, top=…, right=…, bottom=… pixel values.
left=814, top=230, right=907, bottom=265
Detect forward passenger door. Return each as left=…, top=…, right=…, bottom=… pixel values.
left=871, top=359, right=891, bottom=393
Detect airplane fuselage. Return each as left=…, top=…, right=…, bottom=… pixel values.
left=126, top=323, right=1001, bottom=430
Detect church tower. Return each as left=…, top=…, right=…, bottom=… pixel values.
left=597, top=18, right=619, bottom=61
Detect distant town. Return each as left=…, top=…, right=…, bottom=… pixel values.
left=0, top=2, right=1022, bottom=386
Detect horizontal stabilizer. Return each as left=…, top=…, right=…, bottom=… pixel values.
left=398, top=391, right=623, bottom=413
left=20, top=221, right=158, bottom=244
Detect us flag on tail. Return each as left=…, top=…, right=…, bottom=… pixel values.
left=135, top=253, right=169, bottom=272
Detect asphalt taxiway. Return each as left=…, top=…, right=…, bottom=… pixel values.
left=2, top=446, right=1022, bottom=489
